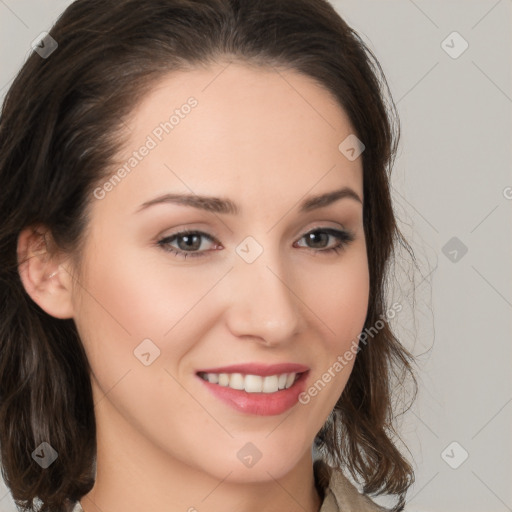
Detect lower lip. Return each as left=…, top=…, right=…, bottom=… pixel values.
left=197, top=372, right=309, bottom=416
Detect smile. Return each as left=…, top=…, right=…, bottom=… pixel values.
left=195, top=363, right=310, bottom=415
left=197, top=371, right=301, bottom=393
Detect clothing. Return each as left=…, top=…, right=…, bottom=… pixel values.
left=69, top=459, right=385, bottom=512
left=314, top=459, right=387, bottom=512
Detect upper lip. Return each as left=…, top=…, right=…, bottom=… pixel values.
left=196, top=363, right=309, bottom=376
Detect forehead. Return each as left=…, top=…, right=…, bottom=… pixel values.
left=128, top=60, right=355, bottom=145
left=94, top=61, right=363, bottom=219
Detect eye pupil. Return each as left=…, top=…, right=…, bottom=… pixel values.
left=179, top=234, right=201, bottom=251
left=306, top=231, right=329, bottom=248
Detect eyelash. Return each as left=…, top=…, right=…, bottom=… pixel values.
left=156, top=227, right=355, bottom=259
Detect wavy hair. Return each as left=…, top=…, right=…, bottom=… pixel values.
left=0, top=1, right=417, bottom=511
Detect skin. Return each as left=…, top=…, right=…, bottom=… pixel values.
left=18, top=61, right=369, bottom=512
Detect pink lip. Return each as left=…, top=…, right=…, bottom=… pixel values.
left=196, top=362, right=309, bottom=376
left=195, top=364, right=310, bottom=416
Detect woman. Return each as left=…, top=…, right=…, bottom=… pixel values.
left=0, top=1, right=417, bottom=511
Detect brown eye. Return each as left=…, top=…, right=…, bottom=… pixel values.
left=157, top=230, right=219, bottom=259
left=295, top=228, right=355, bottom=254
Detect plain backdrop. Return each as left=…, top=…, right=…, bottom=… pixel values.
left=1, top=1, right=511, bottom=511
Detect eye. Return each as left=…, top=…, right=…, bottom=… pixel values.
left=294, top=227, right=355, bottom=255
left=157, top=230, right=219, bottom=259
left=156, top=227, right=355, bottom=259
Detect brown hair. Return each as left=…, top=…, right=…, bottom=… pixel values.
left=0, top=1, right=417, bottom=511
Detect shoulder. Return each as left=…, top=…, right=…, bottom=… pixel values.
left=314, top=459, right=388, bottom=512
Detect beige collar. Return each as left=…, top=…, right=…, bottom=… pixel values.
left=314, top=459, right=387, bottom=512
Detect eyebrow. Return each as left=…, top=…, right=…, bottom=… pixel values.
left=134, top=186, right=362, bottom=215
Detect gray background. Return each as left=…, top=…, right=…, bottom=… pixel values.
left=1, top=1, right=511, bottom=511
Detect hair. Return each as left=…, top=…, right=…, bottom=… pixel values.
left=0, top=1, right=418, bottom=511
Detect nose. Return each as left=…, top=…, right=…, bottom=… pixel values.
left=223, top=247, right=303, bottom=347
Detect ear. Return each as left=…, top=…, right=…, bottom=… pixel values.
left=17, top=226, right=75, bottom=319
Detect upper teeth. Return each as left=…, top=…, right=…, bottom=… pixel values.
left=200, top=372, right=298, bottom=393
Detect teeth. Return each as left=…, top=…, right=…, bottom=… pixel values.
left=245, top=374, right=263, bottom=393
left=208, top=373, right=219, bottom=384
left=262, top=375, right=279, bottom=393
left=229, top=373, right=244, bottom=390
left=202, top=372, right=299, bottom=393
left=285, top=373, right=295, bottom=388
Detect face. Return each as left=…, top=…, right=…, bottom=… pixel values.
left=70, top=61, right=369, bottom=483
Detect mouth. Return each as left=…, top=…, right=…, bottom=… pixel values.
left=194, top=363, right=310, bottom=416
left=197, top=371, right=304, bottom=394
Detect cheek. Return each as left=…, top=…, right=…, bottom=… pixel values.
left=71, top=240, right=227, bottom=379
left=76, top=240, right=195, bottom=334
left=71, top=244, right=215, bottom=430
left=298, top=248, right=369, bottom=407
left=303, top=246, right=370, bottom=347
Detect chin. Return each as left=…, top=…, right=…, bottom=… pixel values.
left=203, top=440, right=309, bottom=484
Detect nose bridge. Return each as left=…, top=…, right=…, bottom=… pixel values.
left=225, top=241, right=301, bottom=343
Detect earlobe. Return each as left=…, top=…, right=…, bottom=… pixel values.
left=17, top=227, right=75, bottom=319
